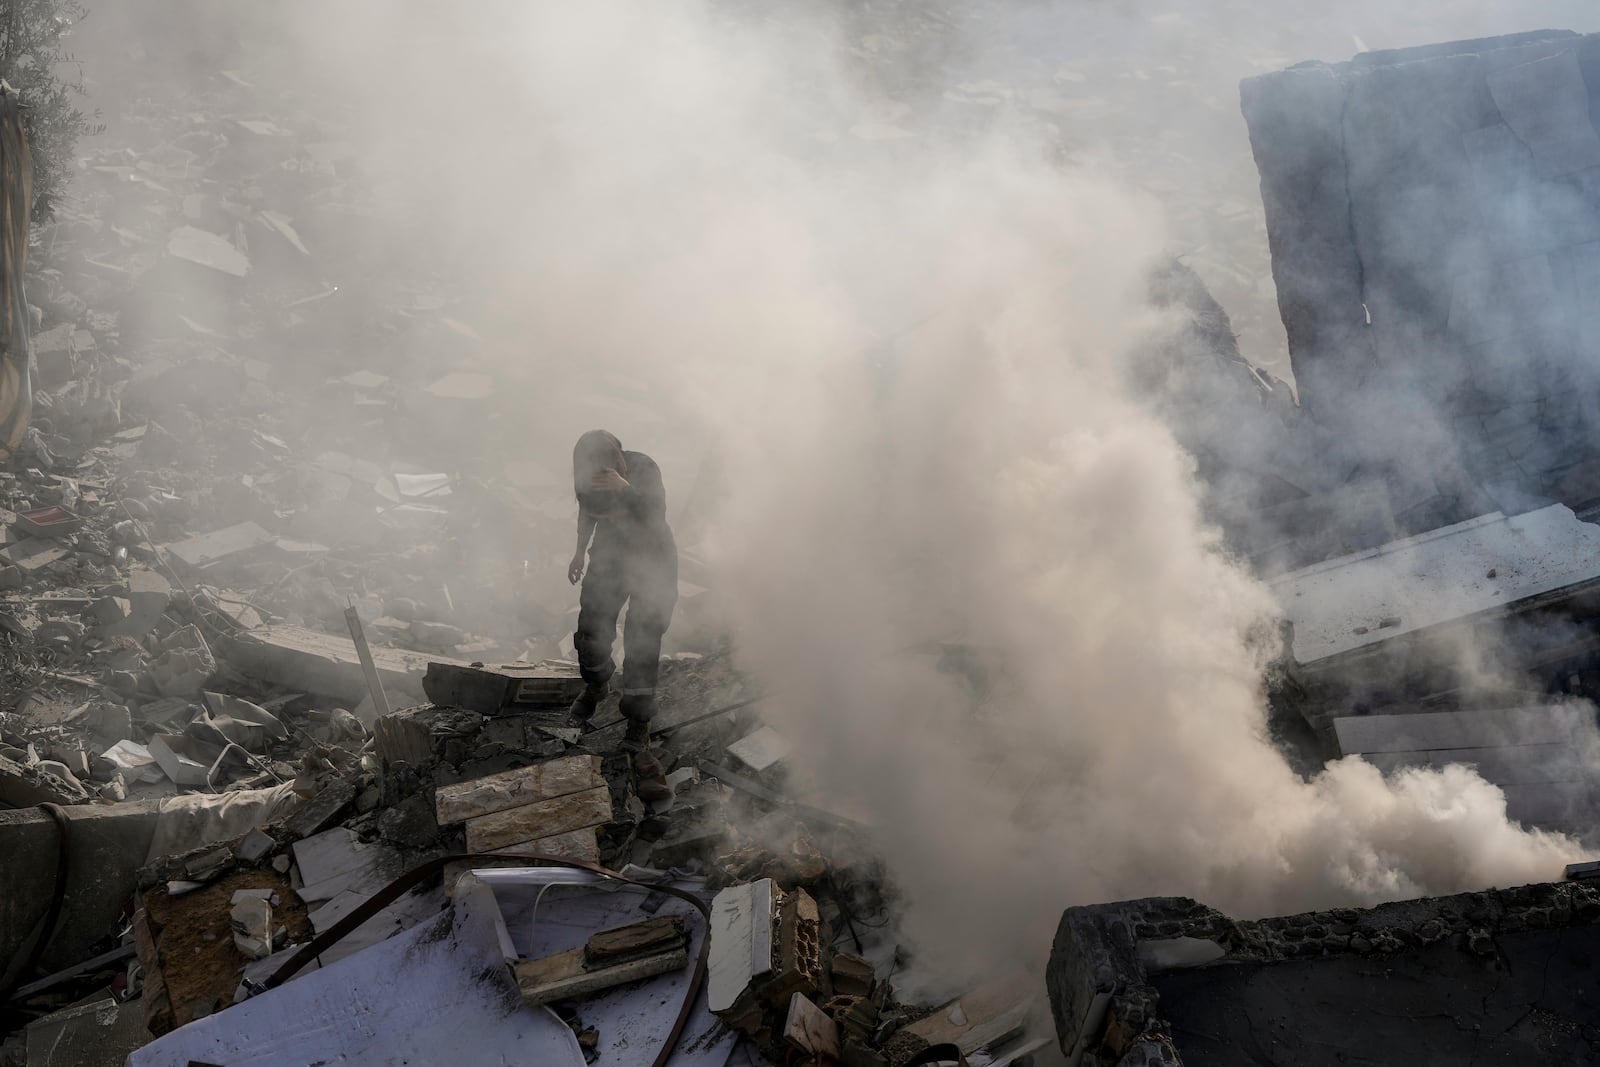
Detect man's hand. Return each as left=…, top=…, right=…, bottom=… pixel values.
left=568, top=553, right=586, bottom=585
left=590, top=468, right=630, bottom=492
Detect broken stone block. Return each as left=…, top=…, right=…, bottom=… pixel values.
left=377, top=795, right=440, bottom=849
left=102, top=567, right=171, bottom=640
left=235, top=828, right=276, bottom=864
left=0, top=751, right=91, bottom=806
left=463, top=785, right=613, bottom=853
left=87, top=595, right=131, bottom=627
left=434, top=755, right=604, bottom=825
left=229, top=889, right=274, bottom=959
left=284, top=778, right=358, bottom=840
left=831, top=952, right=876, bottom=998
left=487, top=826, right=601, bottom=863
left=421, top=660, right=586, bottom=714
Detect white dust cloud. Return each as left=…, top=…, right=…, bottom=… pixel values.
left=270, top=0, right=1587, bottom=976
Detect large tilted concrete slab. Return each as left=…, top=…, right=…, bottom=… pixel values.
left=221, top=624, right=472, bottom=704
left=1272, top=504, right=1600, bottom=669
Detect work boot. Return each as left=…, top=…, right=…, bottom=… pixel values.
left=622, top=716, right=652, bottom=752
left=569, top=679, right=609, bottom=722
left=633, top=750, right=673, bottom=803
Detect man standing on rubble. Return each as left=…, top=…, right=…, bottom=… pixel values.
left=567, top=430, right=679, bottom=753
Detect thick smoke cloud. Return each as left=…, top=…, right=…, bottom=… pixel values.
left=87, top=0, right=1600, bottom=980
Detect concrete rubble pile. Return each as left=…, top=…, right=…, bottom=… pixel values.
left=9, top=3, right=1600, bottom=1065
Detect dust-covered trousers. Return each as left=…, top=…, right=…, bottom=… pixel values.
left=575, top=528, right=678, bottom=722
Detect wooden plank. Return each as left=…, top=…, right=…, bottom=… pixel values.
left=464, top=785, right=613, bottom=853
left=486, top=827, right=601, bottom=863
left=514, top=946, right=689, bottom=1006
left=585, top=915, right=686, bottom=967
left=1333, top=705, right=1582, bottom=755
left=435, top=755, right=604, bottom=825
left=1360, top=743, right=1587, bottom=785
left=222, top=624, right=474, bottom=704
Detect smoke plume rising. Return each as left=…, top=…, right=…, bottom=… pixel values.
left=89, top=0, right=1600, bottom=981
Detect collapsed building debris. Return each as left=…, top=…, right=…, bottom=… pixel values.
left=1243, top=33, right=1600, bottom=841
left=1048, top=879, right=1600, bottom=1066
left=8, top=2, right=1600, bottom=1063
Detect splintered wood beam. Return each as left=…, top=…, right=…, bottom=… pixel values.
left=514, top=946, right=689, bottom=1006
left=514, top=915, right=691, bottom=1005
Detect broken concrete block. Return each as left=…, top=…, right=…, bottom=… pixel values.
left=229, top=889, right=274, bottom=959
left=101, top=567, right=171, bottom=640
left=235, top=828, right=276, bottom=864
left=462, top=785, right=613, bottom=853
left=87, top=595, right=131, bottom=627
left=377, top=795, right=439, bottom=849
left=284, top=778, right=358, bottom=840
left=0, top=752, right=90, bottom=806
left=421, top=660, right=586, bottom=714
left=831, top=952, right=876, bottom=998
left=434, top=754, right=604, bottom=825
left=486, top=826, right=601, bottom=863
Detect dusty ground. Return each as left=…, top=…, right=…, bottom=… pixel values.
left=142, top=868, right=311, bottom=1028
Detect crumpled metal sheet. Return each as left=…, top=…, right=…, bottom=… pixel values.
left=0, top=84, right=30, bottom=462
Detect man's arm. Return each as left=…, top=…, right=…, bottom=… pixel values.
left=569, top=511, right=597, bottom=584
